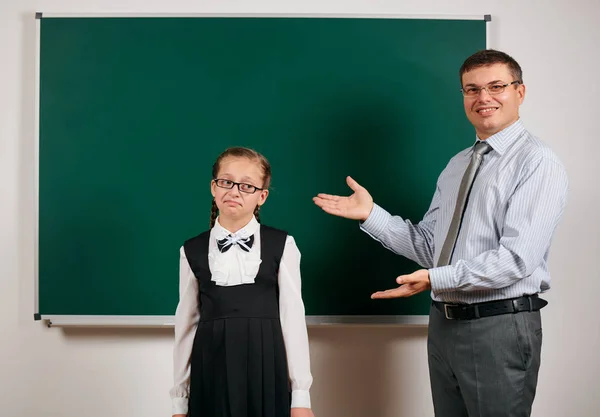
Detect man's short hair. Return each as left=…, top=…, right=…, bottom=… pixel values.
left=459, top=49, right=523, bottom=84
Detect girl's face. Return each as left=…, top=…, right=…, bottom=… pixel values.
left=211, top=156, right=269, bottom=222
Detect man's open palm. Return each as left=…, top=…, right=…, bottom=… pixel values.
left=313, top=176, right=374, bottom=221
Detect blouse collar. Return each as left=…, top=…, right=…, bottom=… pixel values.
left=213, top=216, right=260, bottom=240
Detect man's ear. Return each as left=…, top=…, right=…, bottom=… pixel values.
left=518, top=83, right=526, bottom=104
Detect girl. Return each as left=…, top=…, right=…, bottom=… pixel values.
left=170, top=147, right=314, bottom=417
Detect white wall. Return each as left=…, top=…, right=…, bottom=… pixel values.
left=1, top=1, right=598, bottom=416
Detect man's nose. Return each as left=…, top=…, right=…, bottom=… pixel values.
left=477, top=87, right=492, bottom=99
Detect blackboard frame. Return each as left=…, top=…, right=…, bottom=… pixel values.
left=34, top=12, right=490, bottom=327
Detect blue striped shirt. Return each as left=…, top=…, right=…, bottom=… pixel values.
left=361, top=119, right=569, bottom=304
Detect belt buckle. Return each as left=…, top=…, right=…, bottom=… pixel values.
left=443, top=303, right=456, bottom=320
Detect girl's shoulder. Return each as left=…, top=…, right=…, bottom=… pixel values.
left=260, top=224, right=294, bottom=246
left=259, top=223, right=287, bottom=236
left=182, top=229, right=211, bottom=249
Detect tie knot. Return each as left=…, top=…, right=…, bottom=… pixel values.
left=217, top=234, right=254, bottom=253
left=474, top=141, right=492, bottom=156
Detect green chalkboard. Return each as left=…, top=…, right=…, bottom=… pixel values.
left=37, top=15, right=486, bottom=323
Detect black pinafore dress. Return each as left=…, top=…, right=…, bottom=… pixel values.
left=183, top=225, right=291, bottom=417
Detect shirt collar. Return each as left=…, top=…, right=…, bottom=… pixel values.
left=213, top=216, right=259, bottom=239
left=471, top=118, right=526, bottom=156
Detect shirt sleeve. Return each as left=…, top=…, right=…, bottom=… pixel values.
left=429, top=156, right=569, bottom=294
left=169, top=246, right=200, bottom=415
left=360, top=185, right=440, bottom=268
left=278, top=236, right=313, bottom=409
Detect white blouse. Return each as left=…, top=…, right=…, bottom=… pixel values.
left=170, top=217, right=313, bottom=415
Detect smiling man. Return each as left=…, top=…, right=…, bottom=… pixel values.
left=461, top=54, right=525, bottom=139
left=314, top=50, right=569, bottom=416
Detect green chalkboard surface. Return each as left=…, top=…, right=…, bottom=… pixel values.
left=37, top=15, right=486, bottom=324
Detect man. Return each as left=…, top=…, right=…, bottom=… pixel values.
left=313, top=49, right=568, bottom=417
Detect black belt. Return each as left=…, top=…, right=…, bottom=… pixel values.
left=433, top=294, right=548, bottom=320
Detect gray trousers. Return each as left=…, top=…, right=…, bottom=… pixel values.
left=428, top=303, right=543, bottom=417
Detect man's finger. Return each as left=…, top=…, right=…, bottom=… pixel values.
left=314, top=193, right=341, bottom=201
left=313, top=197, right=340, bottom=210
left=319, top=206, right=343, bottom=216
left=313, top=199, right=346, bottom=216
left=371, top=286, right=409, bottom=299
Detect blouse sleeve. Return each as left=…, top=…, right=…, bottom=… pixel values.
left=169, top=246, right=200, bottom=415
left=278, top=236, right=313, bottom=408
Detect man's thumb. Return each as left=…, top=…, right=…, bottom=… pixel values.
left=346, top=176, right=362, bottom=192
left=396, top=274, right=414, bottom=284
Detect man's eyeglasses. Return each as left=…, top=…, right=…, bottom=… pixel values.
left=461, top=80, right=522, bottom=97
left=213, top=178, right=264, bottom=194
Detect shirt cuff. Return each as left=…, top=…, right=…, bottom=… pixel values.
left=291, top=389, right=311, bottom=409
left=429, top=265, right=456, bottom=296
left=172, top=397, right=188, bottom=415
left=359, top=204, right=390, bottom=239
